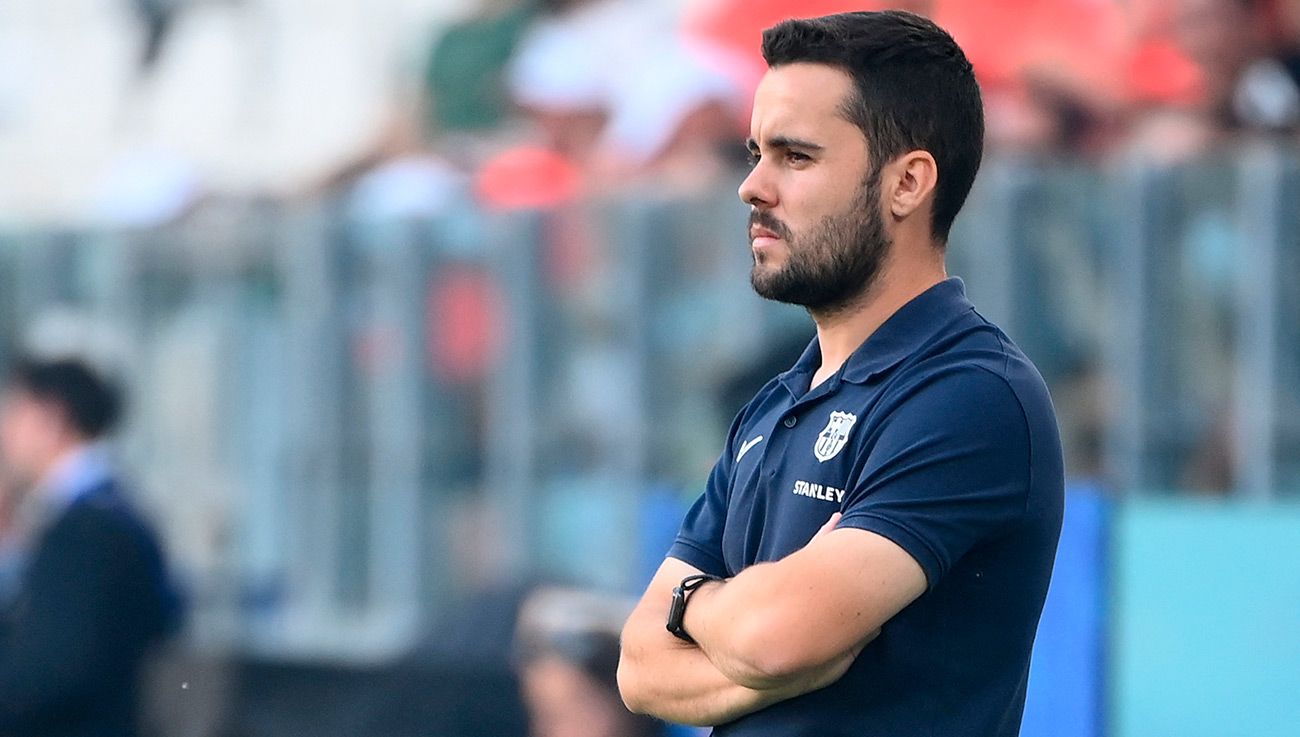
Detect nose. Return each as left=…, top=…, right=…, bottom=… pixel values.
left=738, top=162, right=775, bottom=209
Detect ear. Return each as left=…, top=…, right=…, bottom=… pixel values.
left=885, top=150, right=938, bottom=222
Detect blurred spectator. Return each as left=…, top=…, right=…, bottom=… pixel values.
left=325, top=0, right=746, bottom=209
left=0, top=358, right=181, bottom=737
left=346, top=0, right=540, bottom=165
left=1210, top=0, right=1300, bottom=131
left=935, top=0, right=1129, bottom=152
left=683, top=0, right=927, bottom=113
left=313, top=1, right=539, bottom=219
left=514, top=588, right=660, bottom=737
left=1128, top=0, right=1300, bottom=158
left=424, top=0, right=542, bottom=138
left=687, top=0, right=1126, bottom=153
left=506, top=0, right=743, bottom=185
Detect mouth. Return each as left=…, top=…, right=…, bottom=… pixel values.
left=750, top=227, right=783, bottom=249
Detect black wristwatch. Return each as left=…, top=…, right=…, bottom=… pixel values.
left=666, top=574, right=722, bottom=643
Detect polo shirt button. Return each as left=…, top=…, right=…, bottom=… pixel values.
left=783, top=416, right=797, bottom=428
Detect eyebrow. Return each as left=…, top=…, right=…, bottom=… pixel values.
left=746, top=136, right=825, bottom=154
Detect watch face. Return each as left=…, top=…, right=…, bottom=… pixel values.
left=667, top=591, right=691, bottom=641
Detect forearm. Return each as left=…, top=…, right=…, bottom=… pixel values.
left=682, top=565, right=794, bottom=688
left=685, top=563, right=878, bottom=689
left=618, top=631, right=788, bottom=726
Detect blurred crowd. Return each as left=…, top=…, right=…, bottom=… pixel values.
left=4, top=0, right=1300, bottom=224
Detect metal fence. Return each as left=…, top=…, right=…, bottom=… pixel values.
left=0, top=147, right=1297, bottom=658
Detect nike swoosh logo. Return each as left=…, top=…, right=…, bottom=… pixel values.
left=736, top=435, right=764, bottom=463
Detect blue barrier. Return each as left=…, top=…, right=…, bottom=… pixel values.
left=1111, top=499, right=1300, bottom=737
left=1023, top=483, right=1110, bottom=737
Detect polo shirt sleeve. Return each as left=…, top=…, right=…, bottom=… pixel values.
left=666, top=409, right=747, bottom=578
left=837, top=366, right=1031, bottom=591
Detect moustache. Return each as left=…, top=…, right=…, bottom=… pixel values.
left=748, top=210, right=793, bottom=242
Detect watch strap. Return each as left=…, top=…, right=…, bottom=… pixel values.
left=666, top=574, right=722, bottom=643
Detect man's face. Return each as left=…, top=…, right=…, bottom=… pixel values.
left=0, top=390, right=65, bottom=484
left=740, top=63, right=890, bottom=314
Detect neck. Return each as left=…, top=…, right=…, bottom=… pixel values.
left=32, top=442, right=87, bottom=493
left=809, top=248, right=947, bottom=382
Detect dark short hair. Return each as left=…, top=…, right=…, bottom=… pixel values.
left=761, top=10, right=984, bottom=241
left=8, top=358, right=123, bottom=439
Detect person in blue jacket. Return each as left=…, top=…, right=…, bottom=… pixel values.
left=0, top=357, right=181, bottom=737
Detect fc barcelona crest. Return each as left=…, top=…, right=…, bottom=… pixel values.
left=814, top=410, right=858, bottom=462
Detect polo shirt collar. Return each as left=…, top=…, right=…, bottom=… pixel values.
left=777, top=277, right=973, bottom=393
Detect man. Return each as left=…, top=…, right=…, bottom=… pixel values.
left=0, top=358, right=181, bottom=737
left=617, top=11, right=1063, bottom=737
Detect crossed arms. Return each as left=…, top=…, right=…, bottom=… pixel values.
left=616, top=513, right=928, bottom=726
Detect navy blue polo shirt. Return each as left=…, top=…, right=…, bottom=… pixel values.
left=668, top=278, right=1064, bottom=737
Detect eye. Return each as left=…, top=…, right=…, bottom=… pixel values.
left=746, top=151, right=761, bottom=168
left=785, top=150, right=811, bottom=165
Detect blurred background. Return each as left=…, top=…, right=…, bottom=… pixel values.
left=1, top=0, right=1299, bottom=735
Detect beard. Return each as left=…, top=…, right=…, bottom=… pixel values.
left=748, top=171, right=889, bottom=317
